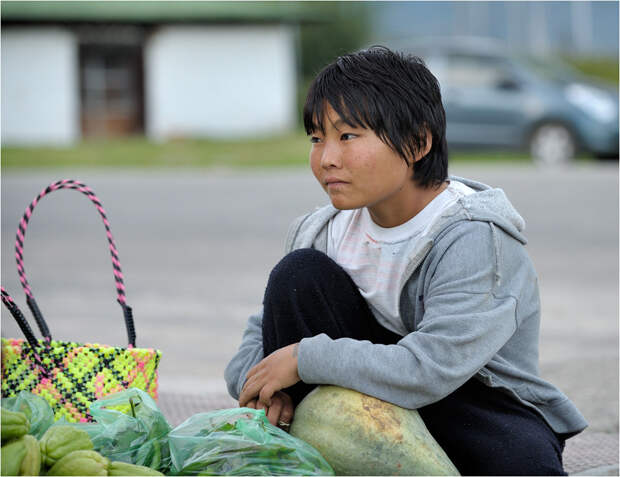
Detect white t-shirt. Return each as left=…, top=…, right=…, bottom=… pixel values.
left=326, top=180, right=475, bottom=336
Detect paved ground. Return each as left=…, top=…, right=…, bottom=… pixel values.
left=2, top=163, right=618, bottom=438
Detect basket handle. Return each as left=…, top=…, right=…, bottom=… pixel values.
left=14, top=179, right=136, bottom=347
left=1, top=286, right=50, bottom=377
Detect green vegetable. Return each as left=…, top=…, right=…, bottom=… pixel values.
left=134, top=440, right=163, bottom=470
left=1, top=438, right=27, bottom=476
left=40, top=425, right=94, bottom=467
left=150, top=441, right=161, bottom=470
left=47, top=450, right=109, bottom=476
left=1, top=408, right=30, bottom=442
left=108, top=461, right=164, bottom=476
left=290, top=386, right=460, bottom=476
left=171, top=414, right=332, bottom=475
left=19, top=435, right=41, bottom=476
left=1, top=392, right=55, bottom=439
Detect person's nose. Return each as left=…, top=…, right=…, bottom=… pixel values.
left=320, top=141, right=342, bottom=169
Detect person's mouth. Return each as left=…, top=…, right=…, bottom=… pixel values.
left=325, top=177, right=349, bottom=189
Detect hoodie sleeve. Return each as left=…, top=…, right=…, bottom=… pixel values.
left=224, top=212, right=316, bottom=400
left=297, top=221, right=521, bottom=409
left=224, top=308, right=265, bottom=400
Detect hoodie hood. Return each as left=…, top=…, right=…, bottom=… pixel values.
left=286, top=176, right=528, bottom=254
left=446, top=176, right=527, bottom=244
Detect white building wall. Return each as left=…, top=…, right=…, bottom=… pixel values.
left=145, top=25, right=297, bottom=140
left=1, top=28, right=79, bottom=146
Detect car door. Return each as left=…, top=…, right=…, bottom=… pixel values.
left=434, top=53, right=530, bottom=148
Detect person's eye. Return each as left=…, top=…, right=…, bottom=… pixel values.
left=341, top=133, right=357, bottom=141
left=309, top=136, right=322, bottom=144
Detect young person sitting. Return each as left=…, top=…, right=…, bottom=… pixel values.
left=225, top=46, right=587, bottom=476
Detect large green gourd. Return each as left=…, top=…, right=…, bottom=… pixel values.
left=289, top=386, right=460, bottom=476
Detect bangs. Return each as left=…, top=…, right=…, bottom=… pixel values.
left=302, top=74, right=417, bottom=164
left=303, top=70, right=373, bottom=136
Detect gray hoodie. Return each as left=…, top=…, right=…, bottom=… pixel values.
left=225, top=176, right=588, bottom=435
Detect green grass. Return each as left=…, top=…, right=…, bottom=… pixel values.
left=1, top=132, right=544, bottom=171
left=563, top=56, right=619, bottom=86
left=1, top=133, right=312, bottom=170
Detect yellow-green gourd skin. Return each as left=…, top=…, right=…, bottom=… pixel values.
left=108, top=461, right=164, bottom=476
left=47, top=450, right=110, bottom=476
left=1, top=438, right=28, bottom=476
left=39, top=425, right=94, bottom=467
left=1, top=409, right=30, bottom=442
left=289, top=386, right=460, bottom=476
left=19, top=435, right=41, bottom=476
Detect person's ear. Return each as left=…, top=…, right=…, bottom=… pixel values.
left=413, top=129, right=432, bottom=163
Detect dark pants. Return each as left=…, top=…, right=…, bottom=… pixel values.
left=262, top=248, right=567, bottom=476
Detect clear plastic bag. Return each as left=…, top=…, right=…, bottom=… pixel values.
left=75, top=388, right=172, bottom=473
left=1, top=391, right=55, bottom=439
left=168, top=408, right=334, bottom=476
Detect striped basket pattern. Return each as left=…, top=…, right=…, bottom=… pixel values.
left=1, top=337, right=160, bottom=423
left=1, top=179, right=161, bottom=422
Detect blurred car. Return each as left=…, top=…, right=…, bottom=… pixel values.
left=403, top=37, right=619, bottom=165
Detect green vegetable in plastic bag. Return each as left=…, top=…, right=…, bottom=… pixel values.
left=69, top=388, right=172, bottom=473
left=168, top=408, right=334, bottom=476
left=1, top=391, right=54, bottom=439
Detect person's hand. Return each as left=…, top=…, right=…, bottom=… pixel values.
left=267, top=391, right=294, bottom=430
left=239, top=343, right=300, bottom=408
left=240, top=392, right=294, bottom=430
left=265, top=391, right=295, bottom=430
left=242, top=398, right=259, bottom=409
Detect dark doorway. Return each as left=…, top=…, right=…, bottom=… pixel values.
left=79, top=44, right=144, bottom=138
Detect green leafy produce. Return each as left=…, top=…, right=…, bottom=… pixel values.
left=168, top=408, right=334, bottom=476
left=40, top=425, right=94, bottom=467
left=134, top=439, right=163, bottom=470
left=85, top=389, right=171, bottom=472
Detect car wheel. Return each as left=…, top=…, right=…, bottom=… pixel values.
left=529, top=123, right=577, bottom=166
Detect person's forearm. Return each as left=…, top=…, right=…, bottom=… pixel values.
left=224, top=311, right=265, bottom=399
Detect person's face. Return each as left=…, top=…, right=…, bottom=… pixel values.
left=309, top=104, right=415, bottom=217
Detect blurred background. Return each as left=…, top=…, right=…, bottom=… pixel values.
left=1, top=0, right=618, bottom=448
left=1, top=1, right=618, bottom=164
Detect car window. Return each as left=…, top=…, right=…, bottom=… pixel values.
left=441, top=54, right=513, bottom=88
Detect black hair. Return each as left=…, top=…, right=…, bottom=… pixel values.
left=303, top=46, right=448, bottom=188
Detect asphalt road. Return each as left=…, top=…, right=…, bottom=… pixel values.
left=1, top=162, right=618, bottom=433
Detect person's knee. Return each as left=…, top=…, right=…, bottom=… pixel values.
left=266, top=248, right=333, bottom=293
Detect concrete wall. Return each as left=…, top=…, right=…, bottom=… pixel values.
left=144, top=25, right=297, bottom=140
left=1, top=24, right=297, bottom=146
left=1, top=27, right=79, bottom=146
